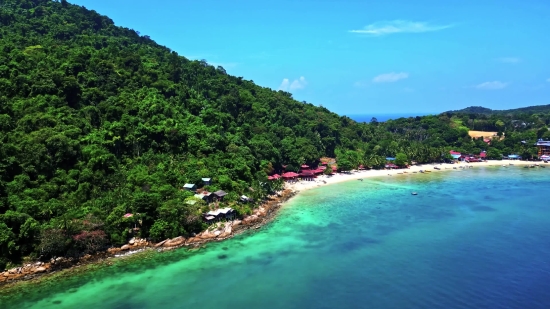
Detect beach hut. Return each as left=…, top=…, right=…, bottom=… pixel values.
left=299, top=170, right=316, bottom=181
left=282, top=172, right=299, bottom=182
left=183, top=183, right=196, bottom=191
left=386, top=157, right=396, bottom=161
left=536, top=139, right=550, bottom=157
left=213, top=190, right=228, bottom=201
left=195, top=191, right=214, bottom=203
left=202, top=178, right=212, bottom=185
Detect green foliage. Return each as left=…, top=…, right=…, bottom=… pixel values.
left=0, top=0, right=546, bottom=268
left=394, top=153, right=408, bottom=167
left=486, top=148, right=502, bottom=160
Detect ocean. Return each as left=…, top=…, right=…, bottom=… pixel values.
left=349, top=113, right=433, bottom=123
left=2, top=166, right=550, bottom=309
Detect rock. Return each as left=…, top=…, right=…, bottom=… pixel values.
left=214, top=230, right=221, bottom=236
left=232, top=220, right=242, bottom=226
left=34, top=267, right=47, bottom=273
left=55, top=257, right=64, bottom=262
left=35, top=262, right=43, bottom=266
left=107, top=247, right=121, bottom=254
left=2, top=271, right=9, bottom=277
left=129, top=238, right=135, bottom=245
left=120, top=245, right=131, bottom=250
left=154, top=239, right=168, bottom=248
left=8, top=268, right=17, bottom=274
left=163, top=236, right=186, bottom=247
left=243, top=215, right=259, bottom=225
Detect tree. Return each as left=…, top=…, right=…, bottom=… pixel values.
left=337, top=158, right=354, bottom=172
left=486, top=148, right=502, bottom=160
left=394, top=153, right=408, bottom=167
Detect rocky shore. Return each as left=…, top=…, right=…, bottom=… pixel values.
left=0, top=189, right=296, bottom=287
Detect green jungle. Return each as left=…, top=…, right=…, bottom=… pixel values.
left=1, top=0, right=550, bottom=269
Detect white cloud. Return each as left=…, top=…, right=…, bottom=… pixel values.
left=290, top=76, right=307, bottom=90
left=372, top=72, right=409, bottom=83
left=350, top=20, right=452, bottom=36
left=278, top=78, right=290, bottom=91
left=496, top=57, right=521, bottom=64
left=279, top=76, right=307, bottom=91
left=475, top=81, right=509, bottom=90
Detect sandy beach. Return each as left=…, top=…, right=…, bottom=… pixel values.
left=285, top=160, right=544, bottom=193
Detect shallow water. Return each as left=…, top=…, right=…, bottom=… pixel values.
left=2, top=167, right=550, bottom=309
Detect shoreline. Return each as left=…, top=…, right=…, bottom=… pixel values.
left=0, top=160, right=544, bottom=290
left=285, top=160, right=542, bottom=193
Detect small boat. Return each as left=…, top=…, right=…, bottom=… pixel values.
left=411, top=192, right=418, bottom=195
left=434, top=167, right=441, bottom=170
left=358, top=178, right=363, bottom=181
left=419, top=170, right=424, bottom=173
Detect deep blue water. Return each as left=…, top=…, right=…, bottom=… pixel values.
left=349, top=113, right=433, bottom=123
left=2, top=166, right=550, bottom=309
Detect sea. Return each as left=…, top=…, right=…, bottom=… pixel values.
left=349, top=113, right=433, bottom=123
left=2, top=166, right=550, bottom=309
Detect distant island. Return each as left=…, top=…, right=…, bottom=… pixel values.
left=448, top=104, right=550, bottom=115
left=0, top=0, right=550, bottom=278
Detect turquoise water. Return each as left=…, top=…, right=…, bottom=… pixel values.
left=2, top=167, right=550, bottom=309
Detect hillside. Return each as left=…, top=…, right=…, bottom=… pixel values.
left=0, top=0, right=548, bottom=269
left=449, top=104, right=550, bottom=115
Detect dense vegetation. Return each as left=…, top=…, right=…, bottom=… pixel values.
left=450, top=104, right=550, bottom=115
left=0, top=0, right=549, bottom=269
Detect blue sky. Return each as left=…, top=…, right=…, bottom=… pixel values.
left=71, top=0, right=550, bottom=115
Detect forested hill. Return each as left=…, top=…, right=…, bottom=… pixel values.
left=449, top=104, right=550, bottom=115
left=0, top=0, right=548, bottom=269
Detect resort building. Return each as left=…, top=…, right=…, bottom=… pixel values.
left=202, top=178, right=212, bottom=185
left=213, top=190, right=228, bottom=201
left=203, top=207, right=236, bottom=223
left=449, top=150, right=461, bottom=160
left=536, top=139, right=550, bottom=158
left=183, top=183, right=196, bottom=192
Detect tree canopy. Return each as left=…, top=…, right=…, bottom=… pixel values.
left=0, top=0, right=548, bottom=269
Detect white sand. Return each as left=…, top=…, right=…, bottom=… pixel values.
left=285, top=160, right=543, bottom=193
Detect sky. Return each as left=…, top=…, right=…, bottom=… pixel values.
left=70, top=0, right=550, bottom=116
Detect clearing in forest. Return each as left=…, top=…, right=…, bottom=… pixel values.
left=468, top=131, right=504, bottom=139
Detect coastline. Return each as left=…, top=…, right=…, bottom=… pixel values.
left=0, top=160, right=544, bottom=290
left=285, top=160, right=541, bottom=193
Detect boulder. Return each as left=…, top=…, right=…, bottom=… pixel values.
left=120, top=244, right=131, bottom=250
left=232, top=220, right=242, bottom=226
left=107, top=247, right=121, bottom=254
left=154, top=239, right=169, bottom=247
left=163, top=236, right=186, bottom=247
left=34, top=267, right=47, bottom=273
left=129, top=238, right=136, bottom=245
